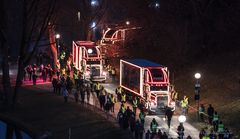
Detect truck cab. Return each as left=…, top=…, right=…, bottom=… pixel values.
left=72, top=41, right=107, bottom=82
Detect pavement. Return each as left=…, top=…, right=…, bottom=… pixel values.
left=101, top=81, right=200, bottom=139
left=6, top=65, right=200, bottom=138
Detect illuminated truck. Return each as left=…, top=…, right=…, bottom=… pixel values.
left=120, top=59, right=174, bottom=112
left=72, top=41, right=106, bottom=82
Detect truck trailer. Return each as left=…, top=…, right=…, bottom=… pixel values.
left=72, top=41, right=107, bottom=82
left=120, top=59, right=174, bottom=112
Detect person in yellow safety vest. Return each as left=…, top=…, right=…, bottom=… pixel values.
left=171, top=91, right=175, bottom=100
left=218, top=121, right=224, bottom=134
left=120, top=103, right=126, bottom=113
left=132, top=97, right=138, bottom=115
left=73, top=70, right=78, bottom=85
left=121, top=93, right=126, bottom=103
left=110, top=94, right=116, bottom=113
left=181, top=96, right=188, bottom=115
left=202, top=134, right=210, bottom=139
left=139, top=110, right=145, bottom=125
left=183, top=96, right=189, bottom=114
left=115, top=86, right=122, bottom=101
left=212, top=111, right=219, bottom=132
left=174, top=91, right=178, bottom=101
left=150, top=118, right=158, bottom=134
left=111, top=68, right=116, bottom=82
left=94, top=82, right=101, bottom=98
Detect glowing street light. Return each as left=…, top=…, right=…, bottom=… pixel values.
left=55, top=34, right=61, bottom=58
left=194, top=72, right=201, bottom=121
left=155, top=2, right=160, bottom=8
left=56, top=34, right=60, bottom=39
left=194, top=73, right=201, bottom=79
left=126, top=21, right=130, bottom=25
left=91, top=22, right=96, bottom=28
left=178, top=115, right=186, bottom=123
left=91, top=0, right=98, bottom=7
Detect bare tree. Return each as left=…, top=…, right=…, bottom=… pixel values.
left=55, top=0, right=108, bottom=41
left=0, top=0, right=57, bottom=108
left=12, top=0, right=57, bottom=107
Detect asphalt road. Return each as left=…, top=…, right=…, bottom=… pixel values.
left=3, top=65, right=199, bottom=138
left=102, top=82, right=200, bottom=138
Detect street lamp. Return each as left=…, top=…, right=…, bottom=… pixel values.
left=194, top=72, right=201, bottom=121
left=55, top=34, right=61, bottom=58
left=91, top=0, right=98, bottom=7
left=155, top=2, right=160, bottom=8
left=178, top=115, right=186, bottom=123
left=126, top=21, right=130, bottom=25
left=178, top=115, right=186, bottom=139
left=194, top=73, right=201, bottom=79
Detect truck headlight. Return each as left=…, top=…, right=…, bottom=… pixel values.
left=102, top=71, right=106, bottom=76
left=85, top=71, right=90, bottom=76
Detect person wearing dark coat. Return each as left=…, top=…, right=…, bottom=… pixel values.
left=207, top=104, right=215, bottom=125
left=135, top=120, right=140, bottom=139
left=80, top=85, right=86, bottom=104
left=52, top=78, right=58, bottom=93
left=123, top=113, right=129, bottom=129
left=177, top=123, right=184, bottom=139
left=165, top=106, right=174, bottom=128
left=117, top=110, right=124, bottom=128
left=66, top=76, right=73, bottom=94
left=74, top=89, right=79, bottom=102
left=129, top=112, right=136, bottom=133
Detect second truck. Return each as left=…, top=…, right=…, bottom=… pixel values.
left=120, top=59, right=175, bottom=112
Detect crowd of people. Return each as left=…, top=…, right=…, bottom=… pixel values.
left=39, top=63, right=233, bottom=139
left=198, top=104, right=232, bottom=139
left=174, top=91, right=233, bottom=139
left=24, top=64, right=54, bottom=85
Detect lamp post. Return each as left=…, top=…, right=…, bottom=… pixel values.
left=194, top=73, right=201, bottom=121
left=55, top=33, right=60, bottom=58
left=178, top=115, right=186, bottom=139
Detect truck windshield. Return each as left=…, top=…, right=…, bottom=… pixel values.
left=149, top=69, right=163, bottom=82
left=91, top=67, right=100, bottom=76
left=86, top=60, right=101, bottom=65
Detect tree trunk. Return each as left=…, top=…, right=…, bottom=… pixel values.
left=6, top=124, right=14, bottom=139
left=1, top=40, right=13, bottom=109
left=48, top=24, right=57, bottom=69
left=12, top=59, right=24, bottom=108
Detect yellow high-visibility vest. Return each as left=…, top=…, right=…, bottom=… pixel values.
left=117, top=87, right=122, bottom=94
left=96, top=83, right=101, bottom=90
left=121, top=94, right=126, bottom=102
left=111, top=96, right=116, bottom=103
left=121, top=106, right=126, bottom=113
left=133, top=99, right=138, bottom=107
left=174, top=92, right=178, bottom=100
left=181, top=100, right=187, bottom=108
